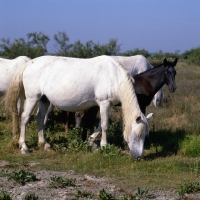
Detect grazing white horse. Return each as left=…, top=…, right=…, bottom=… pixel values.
left=45, top=55, right=163, bottom=131
left=73, top=55, right=162, bottom=144
left=0, top=56, right=31, bottom=142
left=4, top=55, right=152, bottom=158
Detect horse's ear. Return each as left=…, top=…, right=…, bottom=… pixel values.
left=173, top=58, right=178, bottom=67
left=146, top=113, right=153, bottom=121
left=136, top=116, right=141, bottom=123
left=163, top=58, right=167, bottom=67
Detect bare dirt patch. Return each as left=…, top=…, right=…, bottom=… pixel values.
left=0, top=161, right=200, bottom=200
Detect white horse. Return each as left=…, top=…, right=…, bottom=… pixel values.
left=45, top=55, right=163, bottom=131
left=0, top=56, right=31, bottom=96
left=72, top=55, right=162, bottom=144
left=0, top=56, right=31, bottom=142
left=4, top=55, right=152, bottom=158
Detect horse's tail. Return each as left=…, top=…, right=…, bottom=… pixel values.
left=3, top=62, right=28, bottom=143
left=4, top=63, right=27, bottom=113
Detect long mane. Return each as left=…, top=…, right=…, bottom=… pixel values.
left=108, top=58, right=142, bottom=141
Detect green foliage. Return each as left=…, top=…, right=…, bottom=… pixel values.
left=187, top=48, right=200, bottom=66
left=177, top=181, right=200, bottom=199
left=27, top=32, right=50, bottom=54
left=133, top=187, right=149, bottom=200
left=65, top=128, right=93, bottom=152
left=67, top=140, right=93, bottom=152
left=68, top=40, right=94, bottom=58
left=99, top=187, right=149, bottom=200
left=53, top=31, right=72, bottom=56
left=99, top=144, right=122, bottom=158
left=148, top=128, right=186, bottom=156
left=99, top=188, right=115, bottom=200
left=181, top=47, right=200, bottom=66
left=75, top=190, right=94, bottom=198
left=50, top=128, right=93, bottom=152
left=51, top=135, right=68, bottom=152
left=0, top=114, right=7, bottom=122
left=8, top=169, right=38, bottom=185
left=150, top=50, right=180, bottom=60
left=107, top=121, right=123, bottom=147
left=49, top=175, right=76, bottom=188
left=0, top=191, right=12, bottom=200
left=0, top=32, right=49, bottom=59
left=179, top=135, right=200, bottom=157
left=122, top=48, right=150, bottom=58
left=68, top=38, right=121, bottom=57
left=24, top=193, right=39, bottom=200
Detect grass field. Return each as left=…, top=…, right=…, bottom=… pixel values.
left=0, top=60, right=199, bottom=194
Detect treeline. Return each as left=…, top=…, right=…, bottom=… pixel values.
left=0, top=31, right=200, bottom=65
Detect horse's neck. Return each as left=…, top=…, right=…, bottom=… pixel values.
left=134, top=65, right=165, bottom=96
left=118, top=74, right=142, bottom=141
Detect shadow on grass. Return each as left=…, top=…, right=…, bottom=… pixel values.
left=145, top=127, right=187, bottom=159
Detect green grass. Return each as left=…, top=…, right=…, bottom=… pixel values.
left=0, top=61, right=200, bottom=193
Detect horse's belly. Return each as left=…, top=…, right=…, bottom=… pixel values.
left=56, top=101, right=97, bottom=112
left=44, top=85, right=97, bottom=111
left=51, top=99, right=97, bottom=112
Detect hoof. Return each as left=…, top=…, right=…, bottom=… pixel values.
left=100, top=141, right=107, bottom=148
left=44, top=143, right=51, bottom=151
left=21, top=148, right=29, bottom=154
left=88, top=137, right=95, bottom=146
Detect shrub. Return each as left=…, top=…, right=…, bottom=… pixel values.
left=179, top=135, right=200, bottom=157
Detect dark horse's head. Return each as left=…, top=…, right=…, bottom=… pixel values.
left=163, top=58, right=178, bottom=92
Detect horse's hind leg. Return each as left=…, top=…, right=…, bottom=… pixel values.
left=11, top=99, right=22, bottom=144
left=37, top=98, right=51, bottom=151
left=19, top=99, right=38, bottom=154
left=88, top=120, right=102, bottom=145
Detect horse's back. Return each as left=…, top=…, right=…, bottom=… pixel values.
left=23, top=56, right=123, bottom=111
left=111, top=55, right=152, bottom=76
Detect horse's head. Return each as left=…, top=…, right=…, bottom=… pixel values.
left=152, top=88, right=164, bottom=107
left=127, top=113, right=153, bottom=159
left=163, top=58, right=178, bottom=92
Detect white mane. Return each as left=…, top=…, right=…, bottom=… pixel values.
left=107, top=58, right=143, bottom=140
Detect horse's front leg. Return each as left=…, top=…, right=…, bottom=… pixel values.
left=37, top=100, right=51, bottom=151
left=98, top=100, right=110, bottom=147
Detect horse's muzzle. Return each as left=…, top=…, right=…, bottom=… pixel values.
left=169, top=85, right=176, bottom=92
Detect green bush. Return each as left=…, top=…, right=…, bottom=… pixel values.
left=179, top=135, right=200, bottom=157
